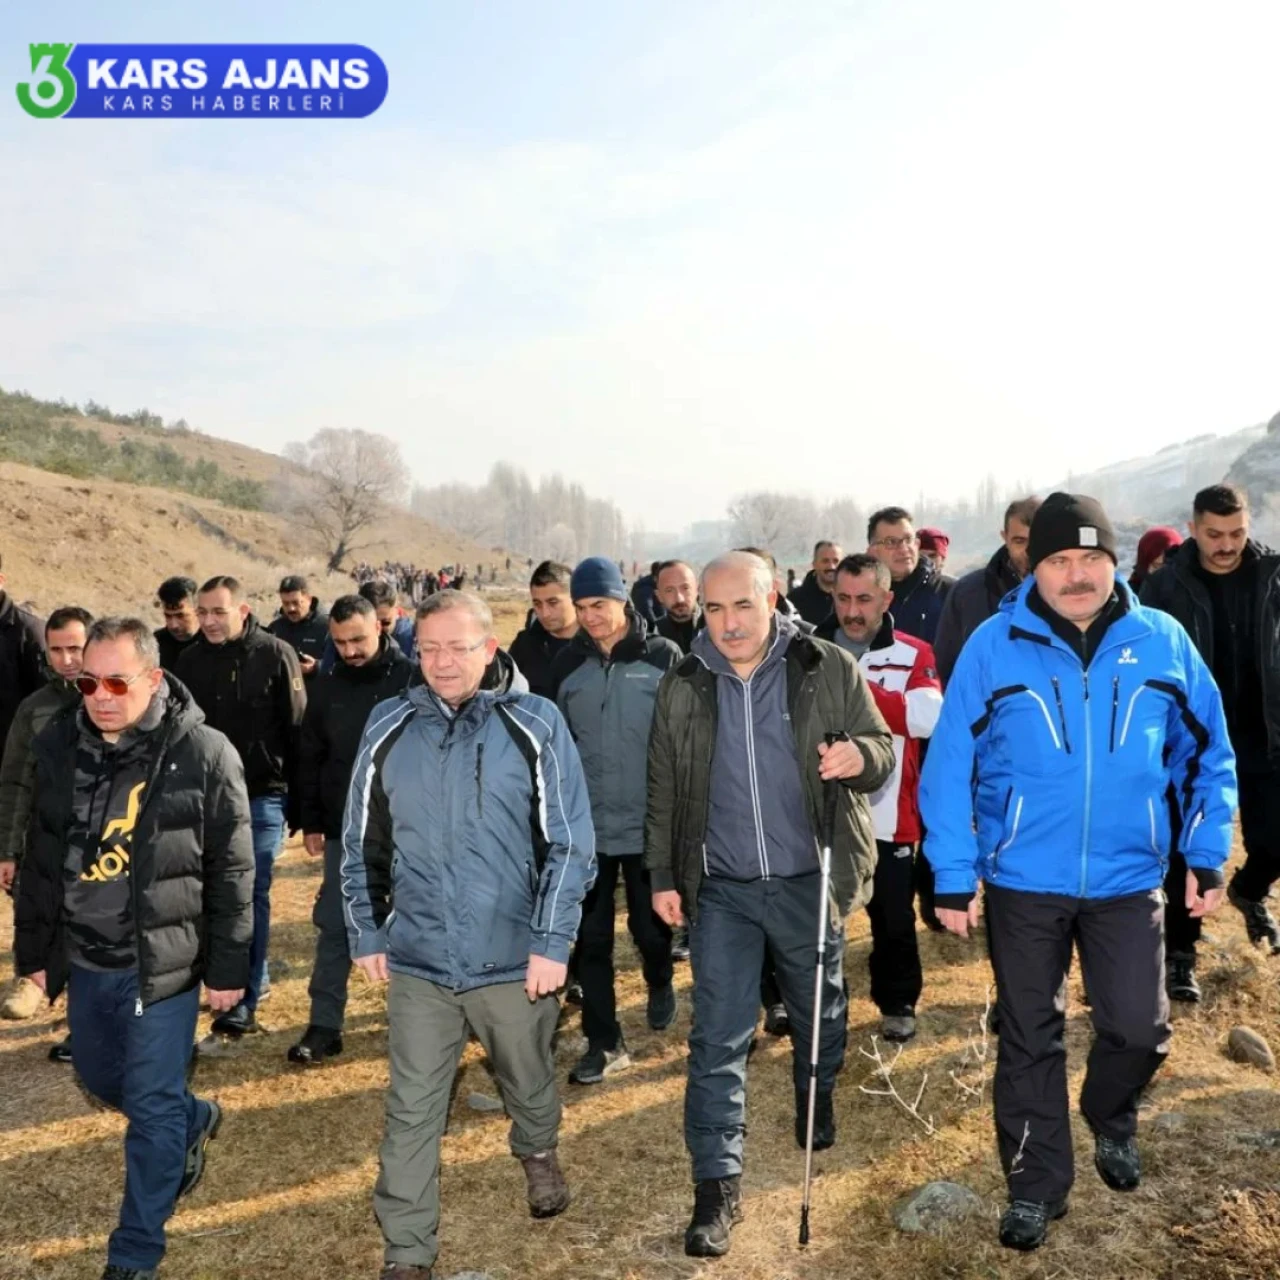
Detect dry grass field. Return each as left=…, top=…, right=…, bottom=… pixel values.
left=2, top=832, right=1279, bottom=1280
left=2, top=584, right=1279, bottom=1279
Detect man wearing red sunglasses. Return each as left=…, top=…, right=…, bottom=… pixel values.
left=14, top=616, right=253, bottom=1280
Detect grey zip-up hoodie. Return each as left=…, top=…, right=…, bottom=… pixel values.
left=694, top=613, right=816, bottom=881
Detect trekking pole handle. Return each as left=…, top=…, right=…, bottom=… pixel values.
left=821, top=731, right=849, bottom=850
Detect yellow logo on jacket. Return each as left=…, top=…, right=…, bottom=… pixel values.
left=80, top=781, right=146, bottom=882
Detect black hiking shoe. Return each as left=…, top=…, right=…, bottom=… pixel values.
left=1228, top=883, right=1280, bottom=953
left=794, top=1085, right=835, bottom=1151
left=102, top=1267, right=157, bottom=1279
left=178, top=1099, right=222, bottom=1198
left=999, top=1198, right=1068, bottom=1251
left=647, top=983, right=678, bottom=1031
left=1095, top=1134, right=1141, bottom=1191
left=288, top=1024, right=344, bottom=1066
left=564, top=982, right=584, bottom=1006
left=210, top=1003, right=258, bottom=1036
left=671, top=927, right=691, bottom=962
left=48, top=1035, right=72, bottom=1063
left=568, top=1039, right=631, bottom=1085
left=684, top=1176, right=742, bottom=1257
left=1165, top=952, right=1201, bottom=1003
left=763, top=1002, right=790, bottom=1036
left=881, top=1005, right=917, bottom=1043
left=519, top=1148, right=571, bottom=1218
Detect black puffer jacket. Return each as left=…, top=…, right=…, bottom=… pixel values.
left=933, top=546, right=1022, bottom=684
left=176, top=616, right=306, bottom=804
left=508, top=618, right=574, bottom=698
left=15, top=678, right=254, bottom=1006
left=0, top=591, right=45, bottom=753
left=267, top=598, right=330, bottom=671
left=788, top=571, right=835, bottom=625
left=298, top=637, right=415, bottom=838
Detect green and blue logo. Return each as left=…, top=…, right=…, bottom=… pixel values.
left=16, top=43, right=388, bottom=119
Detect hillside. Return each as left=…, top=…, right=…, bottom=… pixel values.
left=0, top=458, right=508, bottom=620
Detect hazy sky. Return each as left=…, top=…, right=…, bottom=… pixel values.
left=3, top=2, right=1278, bottom=533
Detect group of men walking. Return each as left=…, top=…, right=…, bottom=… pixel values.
left=0, top=480, right=1269, bottom=1275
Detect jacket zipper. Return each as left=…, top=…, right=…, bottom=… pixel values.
left=1080, top=671, right=1092, bottom=896
left=1109, top=677, right=1119, bottom=752
left=474, top=742, right=484, bottom=816
left=994, top=794, right=1024, bottom=874
left=1050, top=677, right=1073, bottom=754
left=1147, top=796, right=1161, bottom=861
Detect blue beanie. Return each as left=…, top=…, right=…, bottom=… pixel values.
left=571, top=556, right=628, bottom=603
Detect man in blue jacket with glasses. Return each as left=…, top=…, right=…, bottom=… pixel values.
left=921, top=492, right=1236, bottom=1254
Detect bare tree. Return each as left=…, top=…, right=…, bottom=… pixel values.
left=727, top=491, right=819, bottom=564
left=285, top=428, right=410, bottom=571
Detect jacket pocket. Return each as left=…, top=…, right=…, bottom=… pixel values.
left=992, top=793, right=1025, bottom=875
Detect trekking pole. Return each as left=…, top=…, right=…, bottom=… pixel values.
left=799, top=730, right=848, bottom=1247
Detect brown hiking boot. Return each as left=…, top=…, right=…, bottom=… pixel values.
left=0, top=976, right=46, bottom=1020
left=520, top=1148, right=571, bottom=1218
left=379, top=1265, right=431, bottom=1279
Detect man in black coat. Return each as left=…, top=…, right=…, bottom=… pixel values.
left=787, top=540, right=843, bottom=625
left=866, top=507, right=951, bottom=645
left=289, top=595, right=414, bottom=1066
left=508, top=560, right=580, bottom=698
left=0, top=552, right=45, bottom=751
left=15, top=617, right=252, bottom=1279
left=178, top=575, right=306, bottom=1041
left=267, top=574, right=330, bottom=679
left=934, top=498, right=1042, bottom=683
left=655, top=560, right=703, bottom=655
left=153, top=576, right=201, bottom=676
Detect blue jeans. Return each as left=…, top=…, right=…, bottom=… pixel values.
left=68, top=965, right=210, bottom=1270
left=246, top=793, right=286, bottom=1011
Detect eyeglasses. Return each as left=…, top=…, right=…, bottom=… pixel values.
left=872, top=535, right=916, bottom=550
left=419, top=640, right=488, bottom=661
left=75, top=671, right=149, bottom=697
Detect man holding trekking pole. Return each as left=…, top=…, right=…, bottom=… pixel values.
left=645, top=551, right=893, bottom=1258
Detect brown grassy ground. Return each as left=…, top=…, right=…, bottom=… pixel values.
left=0, top=597, right=1276, bottom=1278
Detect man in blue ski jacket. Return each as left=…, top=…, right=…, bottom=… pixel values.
left=920, top=492, right=1236, bottom=1254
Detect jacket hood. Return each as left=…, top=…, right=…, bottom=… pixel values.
left=406, top=646, right=527, bottom=699
left=191, top=612, right=264, bottom=653
left=75, top=673, right=205, bottom=748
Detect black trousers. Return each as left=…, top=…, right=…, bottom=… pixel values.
left=1231, top=769, right=1280, bottom=902
left=986, top=885, right=1171, bottom=1204
left=577, top=852, right=673, bottom=1050
left=866, top=840, right=923, bottom=1014
left=1161, top=797, right=1201, bottom=956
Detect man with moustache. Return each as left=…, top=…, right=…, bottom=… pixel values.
left=788, top=540, right=843, bottom=625
left=921, top=493, right=1236, bottom=1252
left=818, top=555, right=942, bottom=1042
left=1141, top=484, right=1280, bottom=976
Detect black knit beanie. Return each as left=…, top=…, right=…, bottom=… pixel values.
left=1027, top=492, right=1117, bottom=570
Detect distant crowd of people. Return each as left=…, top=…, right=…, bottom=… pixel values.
left=0, top=481, right=1271, bottom=1276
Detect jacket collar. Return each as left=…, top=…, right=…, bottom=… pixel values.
left=569, top=607, right=649, bottom=664
left=1003, top=576, right=1149, bottom=660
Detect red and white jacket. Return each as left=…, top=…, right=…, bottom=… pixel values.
left=858, top=617, right=943, bottom=844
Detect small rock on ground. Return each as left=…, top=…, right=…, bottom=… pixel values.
left=1227, top=1026, right=1276, bottom=1072
left=1235, top=1130, right=1280, bottom=1148
left=893, top=1181, right=984, bottom=1235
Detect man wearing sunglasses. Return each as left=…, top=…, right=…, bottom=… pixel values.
left=14, top=617, right=253, bottom=1280
left=0, top=606, right=94, bottom=1025
left=177, top=575, right=306, bottom=1044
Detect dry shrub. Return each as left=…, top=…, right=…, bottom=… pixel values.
left=1173, top=1187, right=1280, bottom=1278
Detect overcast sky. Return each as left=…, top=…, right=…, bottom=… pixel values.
left=3, top=1, right=1278, bottom=533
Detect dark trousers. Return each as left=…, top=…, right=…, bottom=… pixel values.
left=986, top=885, right=1170, bottom=1203
left=685, top=873, right=847, bottom=1180
left=68, top=966, right=211, bottom=1270
left=577, top=852, right=673, bottom=1049
left=1232, top=769, right=1280, bottom=902
left=867, top=841, right=923, bottom=1013
left=308, top=837, right=351, bottom=1030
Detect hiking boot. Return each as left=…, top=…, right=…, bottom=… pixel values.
left=684, top=1176, right=742, bottom=1258
left=763, top=1002, right=790, bottom=1036
left=0, top=976, right=45, bottom=1020
left=671, top=927, right=691, bottom=962
left=1228, top=883, right=1280, bottom=954
left=794, top=1085, right=835, bottom=1151
left=1095, top=1134, right=1141, bottom=1191
left=881, top=1007, right=917, bottom=1043
left=568, top=1039, right=631, bottom=1085
left=519, top=1148, right=571, bottom=1218
left=102, top=1267, right=158, bottom=1279
left=998, top=1198, right=1068, bottom=1251
left=1165, top=952, right=1201, bottom=1004
left=48, top=1035, right=72, bottom=1064
left=647, top=983, right=677, bottom=1031
left=379, top=1265, right=432, bottom=1279
left=564, top=982, right=584, bottom=1007
left=288, top=1024, right=344, bottom=1067
left=210, top=1003, right=258, bottom=1036
left=178, top=1099, right=222, bottom=1198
